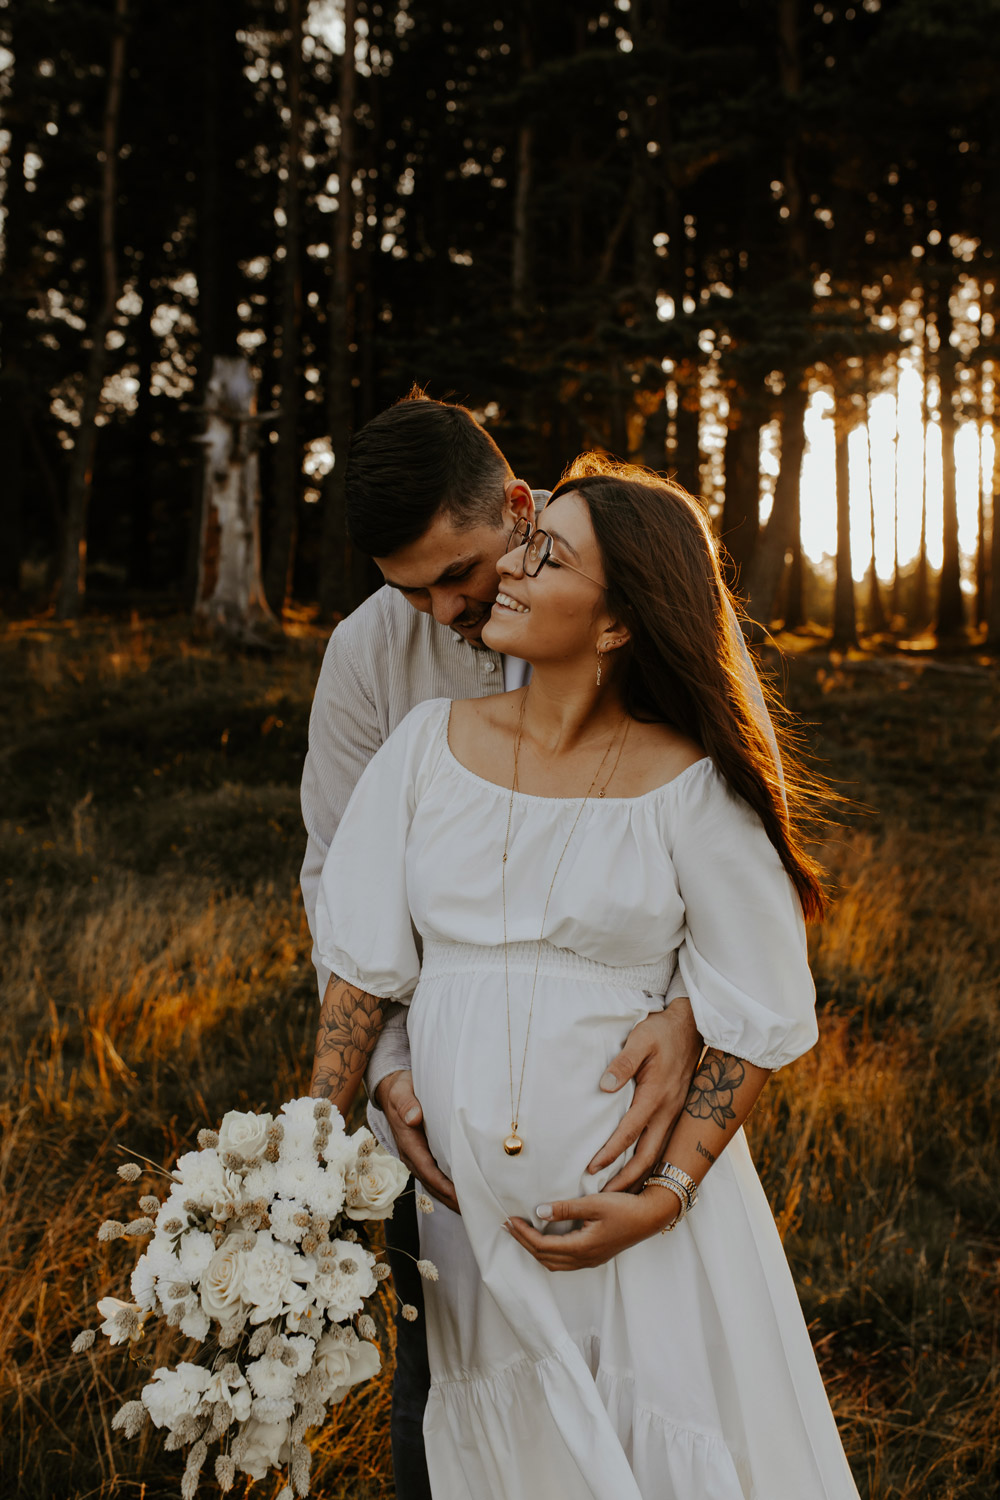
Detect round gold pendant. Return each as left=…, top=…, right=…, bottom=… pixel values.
left=503, top=1132, right=523, bottom=1157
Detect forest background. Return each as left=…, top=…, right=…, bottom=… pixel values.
left=2, top=2, right=1000, bottom=1499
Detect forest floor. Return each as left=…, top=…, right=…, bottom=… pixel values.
left=1, top=614, right=998, bottom=1500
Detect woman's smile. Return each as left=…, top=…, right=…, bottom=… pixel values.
left=494, top=591, right=529, bottom=615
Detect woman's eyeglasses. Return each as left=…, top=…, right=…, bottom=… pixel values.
left=505, top=519, right=606, bottom=589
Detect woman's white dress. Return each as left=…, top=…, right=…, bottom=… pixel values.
left=316, top=699, right=859, bottom=1500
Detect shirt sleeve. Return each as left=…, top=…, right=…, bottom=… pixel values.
left=300, top=617, right=386, bottom=1000
left=314, top=700, right=446, bottom=1004
left=668, top=763, right=817, bottom=1070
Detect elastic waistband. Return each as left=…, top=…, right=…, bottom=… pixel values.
left=420, top=938, right=672, bottom=995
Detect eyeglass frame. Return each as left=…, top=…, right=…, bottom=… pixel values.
left=505, top=518, right=607, bottom=589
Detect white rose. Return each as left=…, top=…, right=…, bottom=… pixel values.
left=218, top=1109, right=272, bottom=1163
left=200, top=1243, right=248, bottom=1323
left=237, top=1415, right=290, bottom=1481
left=313, top=1328, right=380, bottom=1404
left=141, top=1363, right=212, bottom=1430
left=344, top=1148, right=410, bottom=1221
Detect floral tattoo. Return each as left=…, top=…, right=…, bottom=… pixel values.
left=683, top=1051, right=746, bottom=1131
left=310, top=977, right=386, bottom=1102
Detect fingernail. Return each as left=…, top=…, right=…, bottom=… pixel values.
left=600, top=1070, right=618, bottom=1091
left=535, top=1203, right=553, bottom=1221
left=501, top=1219, right=512, bottom=1233
left=404, top=1106, right=421, bottom=1125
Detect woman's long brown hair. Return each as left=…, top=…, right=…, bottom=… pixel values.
left=551, top=458, right=827, bottom=921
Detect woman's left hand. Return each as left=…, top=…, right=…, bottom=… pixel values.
left=504, top=1189, right=678, bottom=1271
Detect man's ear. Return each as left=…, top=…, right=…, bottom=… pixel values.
left=502, top=477, right=535, bottom=527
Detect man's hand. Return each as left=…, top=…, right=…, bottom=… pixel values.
left=373, top=1069, right=460, bottom=1214
left=588, top=999, right=703, bottom=1193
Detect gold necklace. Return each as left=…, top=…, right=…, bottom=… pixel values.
left=500, top=690, right=631, bottom=1155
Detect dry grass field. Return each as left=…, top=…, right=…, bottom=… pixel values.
left=1, top=614, right=997, bottom=1500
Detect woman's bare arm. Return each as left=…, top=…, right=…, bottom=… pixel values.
left=309, top=973, right=389, bottom=1117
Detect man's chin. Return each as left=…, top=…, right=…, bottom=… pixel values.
left=450, top=613, right=493, bottom=644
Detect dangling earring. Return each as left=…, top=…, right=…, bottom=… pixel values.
left=596, top=647, right=603, bottom=687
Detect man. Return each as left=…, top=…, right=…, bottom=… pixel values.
left=300, top=392, right=704, bottom=1498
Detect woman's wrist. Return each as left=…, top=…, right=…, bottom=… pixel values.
left=639, top=1183, right=682, bottom=1233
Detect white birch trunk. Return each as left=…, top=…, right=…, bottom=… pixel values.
left=193, top=356, right=277, bottom=641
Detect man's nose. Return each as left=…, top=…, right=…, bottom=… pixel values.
left=430, top=588, right=466, bottom=626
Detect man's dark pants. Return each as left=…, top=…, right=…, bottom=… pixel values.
left=384, top=1189, right=433, bottom=1500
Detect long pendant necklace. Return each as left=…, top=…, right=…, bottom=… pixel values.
left=500, top=689, right=631, bottom=1156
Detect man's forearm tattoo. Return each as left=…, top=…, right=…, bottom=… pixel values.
left=695, top=1139, right=716, bottom=1164
left=310, top=977, right=386, bottom=1100
left=683, top=1051, right=746, bottom=1131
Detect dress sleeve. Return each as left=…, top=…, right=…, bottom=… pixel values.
left=668, top=763, right=817, bottom=1070
left=313, top=699, right=446, bottom=1004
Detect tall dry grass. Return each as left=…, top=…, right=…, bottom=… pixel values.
left=1, top=619, right=998, bottom=1498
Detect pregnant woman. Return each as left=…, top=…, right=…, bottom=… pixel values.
left=309, top=462, right=859, bottom=1499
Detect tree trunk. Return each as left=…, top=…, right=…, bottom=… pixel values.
left=831, top=399, right=857, bottom=646
left=744, top=381, right=808, bottom=625
left=913, top=328, right=931, bottom=629
left=974, top=380, right=987, bottom=629
left=319, top=0, right=358, bottom=619
left=511, top=19, right=534, bottom=318
left=128, top=251, right=157, bottom=590
left=988, top=408, right=1000, bottom=648
left=890, top=374, right=902, bottom=624
left=55, top=0, right=128, bottom=619
left=783, top=520, right=805, bottom=631
left=193, top=356, right=276, bottom=640
left=936, top=287, right=964, bottom=636
left=864, top=395, right=887, bottom=634
left=720, top=407, right=761, bottom=589
left=264, top=0, right=304, bottom=615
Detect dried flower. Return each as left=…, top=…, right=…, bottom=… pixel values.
left=97, top=1220, right=125, bottom=1242
left=301, top=1234, right=318, bottom=1255
left=291, top=1441, right=312, bottom=1497
left=277, top=1487, right=294, bottom=1500
left=374, top=1262, right=392, bottom=1282
left=312, top=1099, right=332, bottom=1119
left=401, top=1304, right=418, bottom=1322
left=111, top=1400, right=146, bottom=1439
left=342, top=1228, right=359, bottom=1242
left=215, top=1453, right=236, bottom=1491
left=248, top=1324, right=271, bottom=1357
left=72, top=1329, right=96, bottom=1353
left=124, top=1217, right=155, bottom=1238
left=117, top=1163, right=142, bottom=1183
left=221, top=1151, right=244, bottom=1172
left=416, top=1259, right=439, bottom=1282
left=162, top=1216, right=184, bottom=1236
left=181, top=1438, right=208, bottom=1500
left=139, top=1195, right=160, bottom=1215
left=356, top=1314, right=377, bottom=1340
left=197, top=1128, right=220, bottom=1149
left=416, top=1193, right=434, bottom=1214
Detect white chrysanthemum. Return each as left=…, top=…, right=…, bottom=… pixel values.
left=179, top=1302, right=210, bottom=1342
left=217, top=1109, right=272, bottom=1162
left=236, top=1415, right=291, bottom=1481
left=131, top=1236, right=177, bottom=1310
left=304, top=1163, right=346, bottom=1221
left=267, top=1197, right=307, bottom=1245
left=278, top=1098, right=319, bottom=1162
left=241, top=1232, right=315, bottom=1324
left=155, top=1187, right=190, bottom=1233
left=242, top=1160, right=279, bottom=1202
left=344, top=1148, right=409, bottom=1221
left=312, top=1328, right=381, bottom=1405
left=311, top=1240, right=377, bottom=1322
left=247, top=1353, right=297, bottom=1402
left=284, top=1334, right=315, bottom=1376
left=173, top=1148, right=227, bottom=1205
left=178, top=1228, right=215, bottom=1285
left=142, top=1363, right=213, bottom=1430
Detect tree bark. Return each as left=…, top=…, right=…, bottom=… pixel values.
left=55, top=0, right=128, bottom=618
left=936, top=286, right=964, bottom=636
left=831, top=399, right=857, bottom=646
left=720, top=407, right=761, bottom=590
left=264, top=0, right=304, bottom=616
left=913, top=315, right=931, bottom=629
left=744, top=381, right=809, bottom=625
left=988, top=406, right=1000, bottom=648
left=193, top=356, right=276, bottom=640
left=890, top=373, right=902, bottom=624
left=319, top=0, right=358, bottom=619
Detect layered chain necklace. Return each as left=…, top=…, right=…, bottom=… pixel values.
left=500, top=689, right=631, bottom=1156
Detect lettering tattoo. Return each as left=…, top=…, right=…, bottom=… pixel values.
left=695, top=1139, right=716, bottom=1164
left=683, top=1051, right=746, bottom=1131
left=310, top=976, right=386, bottom=1103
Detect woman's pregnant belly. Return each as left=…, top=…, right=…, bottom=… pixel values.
left=407, top=961, right=659, bottom=1227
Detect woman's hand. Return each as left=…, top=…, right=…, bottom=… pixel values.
left=504, top=1187, right=679, bottom=1271
left=374, top=1070, right=460, bottom=1215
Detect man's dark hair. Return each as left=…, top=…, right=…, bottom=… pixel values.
left=345, top=388, right=513, bottom=556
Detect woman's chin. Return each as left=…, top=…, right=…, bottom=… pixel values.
left=481, top=609, right=525, bottom=654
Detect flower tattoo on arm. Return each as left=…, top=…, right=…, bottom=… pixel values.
left=310, top=976, right=386, bottom=1101
left=683, top=1051, right=746, bottom=1130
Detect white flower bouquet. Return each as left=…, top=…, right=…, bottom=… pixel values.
left=73, top=1097, right=426, bottom=1497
